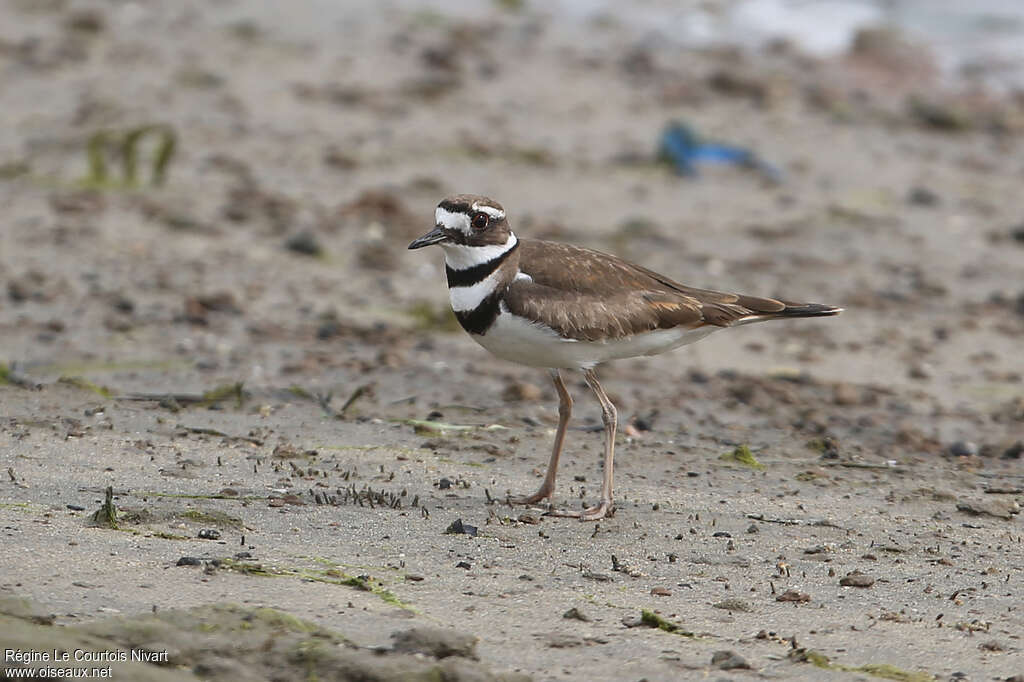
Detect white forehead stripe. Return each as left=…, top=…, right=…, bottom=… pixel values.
left=436, top=207, right=472, bottom=236
left=441, top=233, right=517, bottom=270
left=471, top=203, right=505, bottom=220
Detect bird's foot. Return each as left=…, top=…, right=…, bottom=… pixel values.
left=544, top=500, right=615, bottom=522
left=508, top=486, right=553, bottom=506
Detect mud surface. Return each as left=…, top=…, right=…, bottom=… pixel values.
left=1, top=2, right=1022, bottom=680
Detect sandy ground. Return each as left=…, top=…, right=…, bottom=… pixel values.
left=1, top=1, right=1022, bottom=680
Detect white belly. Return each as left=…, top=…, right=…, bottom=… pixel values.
left=473, top=310, right=719, bottom=370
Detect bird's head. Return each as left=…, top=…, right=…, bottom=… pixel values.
left=408, top=194, right=513, bottom=252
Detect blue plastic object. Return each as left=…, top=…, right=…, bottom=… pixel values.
left=658, top=122, right=782, bottom=181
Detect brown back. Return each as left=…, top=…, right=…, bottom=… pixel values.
left=504, top=240, right=804, bottom=342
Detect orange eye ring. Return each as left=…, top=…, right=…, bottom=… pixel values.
left=471, top=212, right=489, bottom=230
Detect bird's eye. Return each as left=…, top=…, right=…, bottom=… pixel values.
left=471, top=212, right=489, bottom=230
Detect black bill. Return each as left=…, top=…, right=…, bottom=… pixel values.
left=408, top=226, right=450, bottom=249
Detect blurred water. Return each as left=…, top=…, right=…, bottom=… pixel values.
left=232, top=0, right=1024, bottom=91
left=552, top=0, right=1024, bottom=91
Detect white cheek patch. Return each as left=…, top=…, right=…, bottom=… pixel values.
left=436, top=207, right=472, bottom=236
left=471, top=203, right=505, bottom=220
left=442, top=233, right=517, bottom=270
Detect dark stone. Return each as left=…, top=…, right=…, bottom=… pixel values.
left=711, top=650, right=751, bottom=670
left=948, top=441, right=978, bottom=457
left=284, top=231, right=323, bottom=257
left=391, top=626, right=478, bottom=660
left=907, top=186, right=940, bottom=206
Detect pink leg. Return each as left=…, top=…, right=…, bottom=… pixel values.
left=546, top=367, right=616, bottom=521
left=511, top=369, right=572, bottom=505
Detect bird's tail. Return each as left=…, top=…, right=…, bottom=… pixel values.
left=733, top=301, right=843, bottom=326
left=771, top=302, right=843, bottom=318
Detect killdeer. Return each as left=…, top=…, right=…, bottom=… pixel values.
left=409, top=194, right=842, bottom=521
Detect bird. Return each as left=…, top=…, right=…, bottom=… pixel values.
left=408, top=194, right=842, bottom=521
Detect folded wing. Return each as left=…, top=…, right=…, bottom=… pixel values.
left=506, top=240, right=839, bottom=342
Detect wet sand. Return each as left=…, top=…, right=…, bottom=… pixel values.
left=1, top=2, right=1022, bottom=680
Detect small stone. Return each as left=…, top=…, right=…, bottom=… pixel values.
left=650, top=587, right=672, bottom=597
left=176, top=557, right=203, bottom=566
left=563, top=607, right=591, bottom=622
left=501, top=381, right=542, bottom=402
left=832, top=382, right=862, bottom=406
left=284, top=231, right=323, bottom=257
left=65, top=9, right=105, bottom=33
left=956, top=498, right=1019, bottom=519
left=839, top=571, right=875, bottom=587
left=746, top=523, right=759, bottom=534
left=776, top=590, right=810, bottom=603
left=444, top=518, right=477, bottom=536
left=455, top=561, right=471, bottom=570
left=581, top=571, right=613, bottom=582
left=949, top=441, right=978, bottom=457
left=391, top=626, right=478, bottom=660
left=711, top=650, right=751, bottom=670
left=907, top=186, right=940, bottom=206
left=713, top=598, right=753, bottom=612
left=197, top=529, right=221, bottom=540
left=908, top=362, right=932, bottom=380
left=712, top=531, right=732, bottom=538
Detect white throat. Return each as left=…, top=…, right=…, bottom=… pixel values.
left=441, top=233, right=517, bottom=271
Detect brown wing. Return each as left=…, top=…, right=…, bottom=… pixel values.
left=507, top=240, right=828, bottom=342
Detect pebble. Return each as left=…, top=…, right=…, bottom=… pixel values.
left=712, top=598, right=753, bottom=612
left=907, top=362, right=932, bottom=380
left=445, top=518, right=477, bottom=536
left=839, top=571, right=875, bottom=588
left=948, top=441, right=978, bottom=457
left=391, top=626, right=478, bottom=660
left=776, top=590, right=810, bottom=603
left=956, top=498, right=1020, bottom=519
left=711, top=650, right=751, bottom=670
left=563, top=607, right=591, bottom=622
left=501, top=381, right=542, bottom=402
left=283, top=231, right=323, bottom=256
left=832, top=382, right=862, bottom=406
left=907, top=186, right=940, bottom=206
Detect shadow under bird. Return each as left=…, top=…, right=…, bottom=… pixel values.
left=409, top=194, right=842, bottom=521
